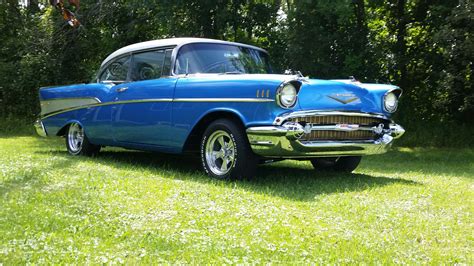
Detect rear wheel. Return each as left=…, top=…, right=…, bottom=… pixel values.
left=310, top=156, right=361, bottom=173
left=200, top=119, right=257, bottom=180
left=66, top=123, right=101, bottom=156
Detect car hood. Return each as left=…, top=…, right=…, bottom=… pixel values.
left=296, top=79, right=399, bottom=115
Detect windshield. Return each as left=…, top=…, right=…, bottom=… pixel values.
left=174, top=43, right=273, bottom=75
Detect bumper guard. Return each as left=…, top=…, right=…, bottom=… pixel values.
left=34, top=119, right=48, bottom=137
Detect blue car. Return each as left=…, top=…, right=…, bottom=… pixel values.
left=35, top=38, right=405, bottom=179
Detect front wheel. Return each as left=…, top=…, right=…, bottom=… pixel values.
left=310, top=156, right=362, bottom=173
left=66, top=122, right=101, bottom=156
left=200, top=119, right=257, bottom=180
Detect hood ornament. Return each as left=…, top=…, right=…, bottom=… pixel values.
left=328, top=93, right=359, bottom=104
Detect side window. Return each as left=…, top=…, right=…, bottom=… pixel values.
left=131, top=49, right=174, bottom=81
left=99, top=56, right=131, bottom=82
left=162, top=49, right=173, bottom=76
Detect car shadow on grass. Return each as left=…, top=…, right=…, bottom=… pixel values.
left=34, top=148, right=420, bottom=201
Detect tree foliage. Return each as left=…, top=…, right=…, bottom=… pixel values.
left=0, top=0, right=472, bottom=128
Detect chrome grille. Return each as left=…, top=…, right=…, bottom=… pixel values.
left=287, top=115, right=387, bottom=141
left=288, top=115, right=384, bottom=126
left=300, top=130, right=374, bottom=141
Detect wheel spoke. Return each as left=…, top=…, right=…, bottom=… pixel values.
left=220, top=158, right=228, bottom=171
left=212, top=150, right=222, bottom=160
left=217, top=136, right=225, bottom=149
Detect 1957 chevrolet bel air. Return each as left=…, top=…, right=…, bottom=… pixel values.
left=35, top=38, right=405, bottom=179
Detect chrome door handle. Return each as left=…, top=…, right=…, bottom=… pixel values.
left=116, top=87, right=128, bottom=93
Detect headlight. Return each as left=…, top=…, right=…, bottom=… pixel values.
left=277, top=83, right=297, bottom=108
left=384, top=92, right=399, bottom=113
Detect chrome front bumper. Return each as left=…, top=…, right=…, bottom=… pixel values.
left=246, top=119, right=405, bottom=158
left=34, top=119, right=48, bottom=137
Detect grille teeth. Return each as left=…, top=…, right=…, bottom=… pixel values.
left=289, top=115, right=382, bottom=126
left=300, top=130, right=374, bottom=141
left=287, top=115, right=386, bottom=141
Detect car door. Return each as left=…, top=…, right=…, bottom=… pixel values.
left=112, top=48, right=178, bottom=147
left=86, top=54, right=132, bottom=145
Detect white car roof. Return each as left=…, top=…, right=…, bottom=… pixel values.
left=101, top=37, right=267, bottom=67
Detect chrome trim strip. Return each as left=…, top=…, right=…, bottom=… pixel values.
left=40, top=97, right=273, bottom=119
left=41, top=98, right=173, bottom=119
left=102, top=99, right=174, bottom=105
left=40, top=97, right=101, bottom=116
left=173, top=98, right=274, bottom=103
left=40, top=97, right=102, bottom=102
left=273, top=110, right=389, bottom=125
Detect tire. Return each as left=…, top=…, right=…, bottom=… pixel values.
left=200, top=119, right=257, bottom=180
left=66, top=122, right=101, bottom=156
left=310, top=156, right=362, bottom=173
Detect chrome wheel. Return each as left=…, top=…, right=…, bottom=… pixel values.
left=68, top=123, right=84, bottom=154
left=205, top=130, right=236, bottom=176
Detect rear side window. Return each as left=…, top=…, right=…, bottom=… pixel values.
left=131, top=49, right=173, bottom=81
left=99, top=56, right=131, bottom=82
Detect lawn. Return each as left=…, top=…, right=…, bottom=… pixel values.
left=0, top=134, right=472, bottom=264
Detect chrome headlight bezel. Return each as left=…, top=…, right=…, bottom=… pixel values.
left=383, top=90, right=400, bottom=113
left=276, top=82, right=298, bottom=109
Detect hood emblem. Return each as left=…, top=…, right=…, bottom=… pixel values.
left=328, top=93, right=359, bottom=104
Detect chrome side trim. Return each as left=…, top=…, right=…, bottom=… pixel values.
left=273, top=110, right=389, bottom=125
left=40, top=97, right=101, bottom=116
left=173, top=98, right=274, bottom=103
left=101, top=98, right=174, bottom=105
left=40, top=97, right=273, bottom=119
left=41, top=98, right=173, bottom=119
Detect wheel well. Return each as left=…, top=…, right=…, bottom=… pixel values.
left=182, top=111, right=245, bottom=153
left=56, top=124, right=70, bottom=137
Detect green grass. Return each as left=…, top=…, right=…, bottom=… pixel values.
left=0, top=135, right=473, bottom=264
